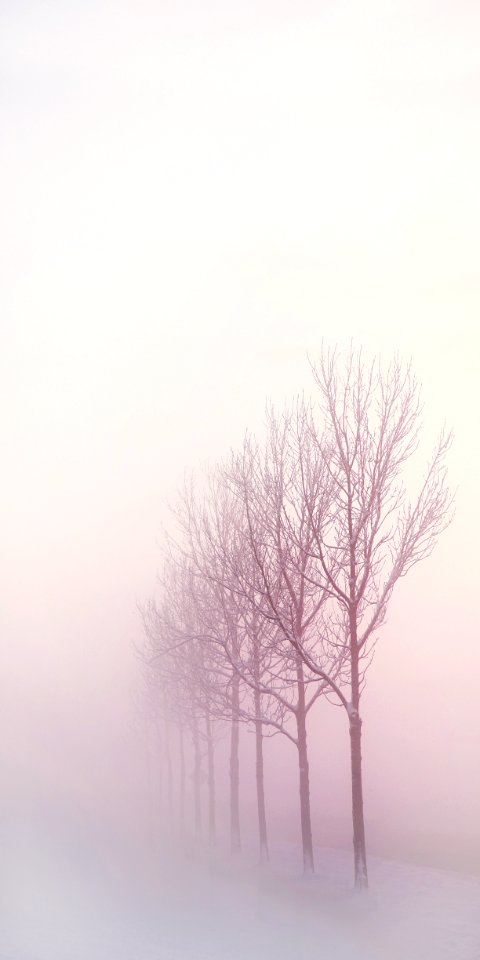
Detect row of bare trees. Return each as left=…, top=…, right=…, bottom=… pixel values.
left=140, top=347, right=452, bottom=889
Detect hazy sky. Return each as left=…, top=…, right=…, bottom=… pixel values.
left=1, top=1, right=479, bottom=846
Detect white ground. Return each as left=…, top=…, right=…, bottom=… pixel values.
left=2, top=824, right=480, bottom=960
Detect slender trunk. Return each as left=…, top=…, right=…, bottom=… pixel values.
left=230, top=673, right=241, bottom=853
left=154, top=716, right=164, bottom=821
left=347, top=493, right=368, bottom=890
left=179, top=723, right=185, bottom=832
left=295, top=656, right=314, bottom=874
left=164, top=716, right=173, bottom=822
left=254, top=686, right=269, bottom=863
left=192, top=713, right=202, bottom=839
left=144, top=717, right=155, bottom=850
left=349, top=637, right=368, bottom=889
left=205, top=708, right=216, bottom=846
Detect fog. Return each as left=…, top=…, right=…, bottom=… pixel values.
left=1, top=1, right=480, bottom=957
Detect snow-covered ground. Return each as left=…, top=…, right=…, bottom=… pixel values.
left=257, top=843, right=480, bottom=960
left=2, top=824, right=479, bottom=959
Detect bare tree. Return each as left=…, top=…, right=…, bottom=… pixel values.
left=292, top=346, right=454, bottom=889
left=175, top=483, right=248, bottom=857
left=215, top=409, right=341, bottom=874
left=180, top=473, right=309, bottom=866
left=140, top=569, right=212, bottom=845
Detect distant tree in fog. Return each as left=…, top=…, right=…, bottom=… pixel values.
left=141, top=562, right=220, bottom=846
left=174, top=481, right=253, bottom=858
left=143, top=544, right=247, bottom=852
left=140, top=597, right=191, bottom=837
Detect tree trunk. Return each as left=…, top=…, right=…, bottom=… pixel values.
left=179, top=723, right=185, bottom=832
left=349, top=704, right=368, bottom=889
left=205, top=708, right=216, bottom=846
left=144, top=717, right=155, bottom=850
left=347, top=496, right=369, bottom=890
left=295, top=656, right=314, bottom=874
left=349, top=634, right=368, bottom=889
left=154, top=716, right=164, bottom=821
left=164, top=716, right=173, bottom=822
left=230, top=674, right=241, bottom=853
left=192, top=714, right=202, bottom=839
left=254, top=686, right=269, bottom=863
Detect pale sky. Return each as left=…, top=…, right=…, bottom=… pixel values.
left=1, top=1, right=479, bottom=849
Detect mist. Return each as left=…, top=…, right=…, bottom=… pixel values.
left=1, top=2, right=480, bottom=958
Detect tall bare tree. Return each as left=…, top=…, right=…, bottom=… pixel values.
left=292, top=346, right=453, bottom=888
left=216, top=408, right=341, bottom=873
